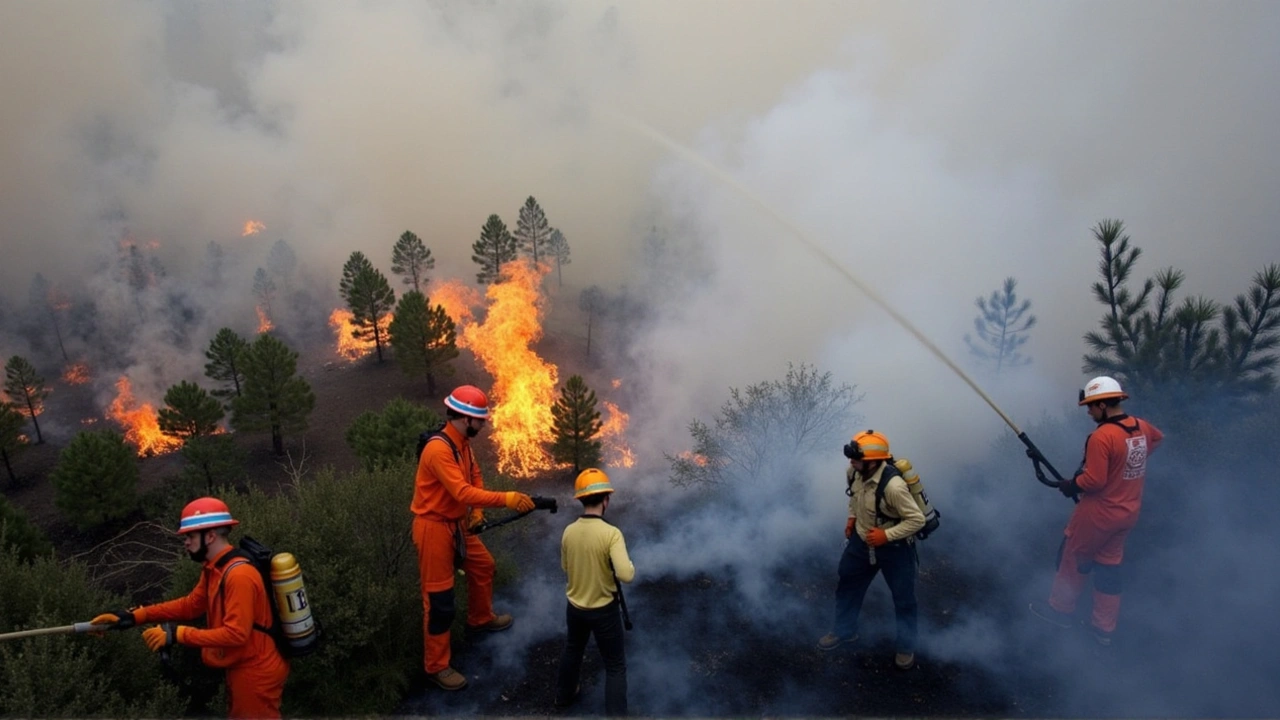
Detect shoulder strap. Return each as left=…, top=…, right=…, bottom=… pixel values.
left=874, top=463, right=902, bottom=523
left=215, top=559, right=273, bottom=635
left=419, top=428, right=460, bottom=462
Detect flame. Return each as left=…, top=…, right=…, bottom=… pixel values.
left=611, top=378, right=622, bottom=389
left=256, top=306, right=274, bottom=333
left=328, top=308, right=394, bottom=361
left=429, top=279, right=483, bottom=327
left=459, top=259, right=558, bottom=477
left=677, top=450, right=712, bottom=467
left=106, top=377, right=182, bottom=457
left=81, top=417, right=99, bottom=425
left=597, top=400, right=635, bottom=468
left=16, top=434, right=29, bottom=445
left=62, top=363, right=91, bottom=385
left=242, top=220, right=266, bottom=236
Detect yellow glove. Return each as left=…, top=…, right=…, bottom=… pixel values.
left=505, top=492, right=535, bottom=513
left=141, top=624, right=184, bottom=652
left=468, top=508, right=485, bottom=530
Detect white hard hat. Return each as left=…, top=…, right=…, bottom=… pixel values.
left=1079, top=376, right=1128, bottom=406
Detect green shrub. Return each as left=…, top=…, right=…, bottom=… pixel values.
left=0, top=495, right=51, bottom=561
left=0, top=548, right=187, bottom=718
left=51, top=430, right=139, bottom=531
left=345, top=397, right=441, bottom=471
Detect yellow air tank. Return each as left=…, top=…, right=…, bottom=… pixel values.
left=894, top=458, right=940, bottom=538
left=270, top=553, right=318, bottom=652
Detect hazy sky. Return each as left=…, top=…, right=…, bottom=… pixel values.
left=2, top=0, right=1277, bottom=454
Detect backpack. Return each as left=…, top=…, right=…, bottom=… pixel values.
left=873, top=461, right=941, bottom=541
left=216, top=536, right=322, bottom=659
left=416, top=424, right=460, bottom=462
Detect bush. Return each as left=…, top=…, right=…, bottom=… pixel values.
left=51, top=430, right=139, bottom=531
left=345, top=397, right=442, bottom=471
left=0, top=548, right=187, bottom=717
left=0, top=495, right=51, bottom=561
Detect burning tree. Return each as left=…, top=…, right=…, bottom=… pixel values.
left=547, top=228, right=571, bottom=287
left=0, top=402, right=26, bottom=485
left=157, top=381, right=224, bottom=441
left=204, top=328, right=250, bottom=405
left=252, top=268, right=277, bottom=328
left=51, top=429, right=139, bottom=531
left=513, top=196, right=553, bottom=266
left=472, top=214, right=517, bottom=285
left=390, top=231, right=435, bottom=293
left=964, top=276, right=1036, bottom=375
left=345, top=397, right=442, bottom=471
left=231, top=333, right=316, bottom=455
left=666, top=363, right=862, bottom=488
left=550, top=375, right=603, bottom=474
left=388, top=291, right=458, bottom=394
left=338, top=251, right=396, bottom=362
left=3, top=355, right=48, bottom=444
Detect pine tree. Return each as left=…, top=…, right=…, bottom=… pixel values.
left=3, top=356, right=48, bottom=444
left=547, top=228, right=571, bottom=287
left=204, top=328, right=250, bottom=404
left=51, top=430, right=139, bottom=531
left=28, top=273, right=70, bottom=362
left=388, top=291, right=459, bottom=394
left=390, top=231, right=435, bottom=293
left=338, top=252, right=396, bottom=362
left=252, top=267, right=276, bottom=319
left=579, top=286, right=605, bottom=360
left=964, top=277, right=1036, bottom=374
left=513, top=196, right=553, bottom=265
left=205, top=240, right=226, bottom=288
left=180, top=435, right=246, bottom=494
left=345, top=397, right=442, bottom=471
left=472, top=214, right=517, bottom=285
left=157, top=381, right=225, bottom=441
left=0, top=401, right=27, bottom=484
left=266, top=239, right=297, bottom=293
left=550, top=375, right=603, bottom=474
left=231, top=333, right=316, bottom=455
left=1220, top=264, right=1280, bottom=396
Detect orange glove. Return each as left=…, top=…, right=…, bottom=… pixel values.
left=844, top=518, right=855, bottom=539
left=141, top=624, right=186, bottom=652
left=505, top=492, right=535, bottom=513
left=468, top=508, right=485, bottom=530
left=865, top=527, right=889, bottom=547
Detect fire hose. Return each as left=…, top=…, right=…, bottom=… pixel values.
left=0, top=621, right=101, bottom=642
left=470, top=495, right=558, bottom=534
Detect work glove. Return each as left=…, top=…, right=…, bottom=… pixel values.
left=90, top=608, right=143, bottom=631
left=865, top=527, right=889, bottom=548
left=468, top=508, right=485, bottom=530
left=505, top=492, right=536, bottom=513
left=844, top=518, right=856, bottom=539
left=142, top=623, right=183, bottom=653
left=1058, top=476, right=1081, bottom=499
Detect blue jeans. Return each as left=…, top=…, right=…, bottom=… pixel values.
left=832, top=539, right=918, bottom=652
left=557, top=601, right=627, bottom=715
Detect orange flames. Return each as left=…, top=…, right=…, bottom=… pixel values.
left=62, top=363, right=91, bottom=385
left=328, top=309, right=393, bottom=361
left=429, top=280, right=483, bottom=326
left=256, top=306, right=274, bottom=333
left=677, top=450, right=712, bottom=467
left=242, top=220, right=266, bottom=237
left=458, top=259, right=558, bottom=477
left=597, top=401, right=636, bottom=468
left=107, top=377, right=182, bottom=457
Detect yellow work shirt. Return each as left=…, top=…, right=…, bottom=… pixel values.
left=561, top=515, right=635, bottom=610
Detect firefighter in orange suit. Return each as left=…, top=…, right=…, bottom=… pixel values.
left=1030, top=376, right=1163, bottom=645
left=413, top=385, right=536, bottom=691
left=90, top=497, right=289, bottom=720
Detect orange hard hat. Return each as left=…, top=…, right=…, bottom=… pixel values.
left=177, top=497, right=239, bottom=535
left=843, top=430, right=891, bottom=461
left=444, top=385, right=490, bottom=419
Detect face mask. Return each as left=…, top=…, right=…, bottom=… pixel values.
left=187, top=534, right=209, bottom=562
left=465, top=422, right=481, bottom=438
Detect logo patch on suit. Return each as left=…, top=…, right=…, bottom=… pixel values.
left=1123, top=436, right=1148, bottom=480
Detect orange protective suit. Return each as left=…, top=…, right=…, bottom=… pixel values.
left=412, top=422, right=516, bottom=674
left=1050, top=414, right=1163, bottom=633
left=138, top=545, right=288, bottom=719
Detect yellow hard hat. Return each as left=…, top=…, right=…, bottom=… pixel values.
left=844, top=430, right=891, bottom=461
left=573, top=468, right=614, bottom=499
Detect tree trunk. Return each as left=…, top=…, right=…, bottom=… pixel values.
left=586, top=316, right=593, bottom=359
left=271, top=426, right=284, bottom=456
left=51, top=314, right=69, bottom=362
left=1, top=447, right=15, bottom=484
left=24, top=395, right=43, bottom=444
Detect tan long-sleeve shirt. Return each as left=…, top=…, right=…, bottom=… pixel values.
left=561, top=515, right=635, bottom=610
left=847, top=463, right=926, bottom=544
